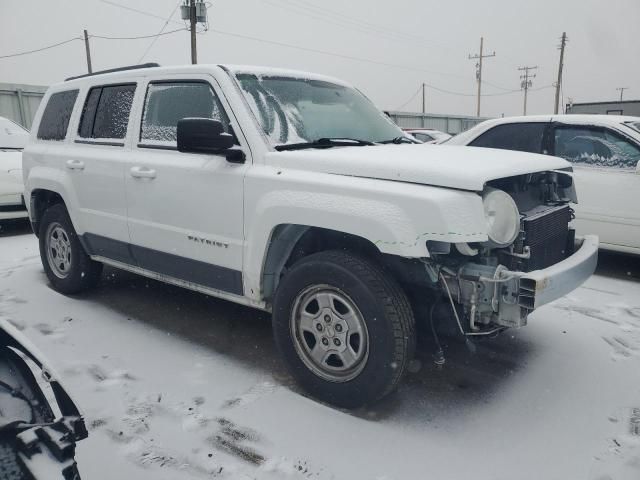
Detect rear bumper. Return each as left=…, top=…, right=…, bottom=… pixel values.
left=517, top=235, right=599, bottom=310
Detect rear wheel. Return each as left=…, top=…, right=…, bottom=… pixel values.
left=38, top=204, right=102, bottom=294
left=273, top=250, right=415, bottom=408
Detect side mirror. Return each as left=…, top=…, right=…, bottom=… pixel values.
left=177, top=118, right=234, bottom=154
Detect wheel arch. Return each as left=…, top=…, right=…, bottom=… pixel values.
left=29, top=188, right=66, bottom=237
left=260, top=224, right=386, bottom=302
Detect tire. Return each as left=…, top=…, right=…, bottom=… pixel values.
left=272, top=250, right=415, bottom=408
left=38, top=203, right=102, bottom=294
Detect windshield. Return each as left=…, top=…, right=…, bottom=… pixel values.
left=234, top=73, right=403, bottom=146
left=624, top=121, right=640, bottom=135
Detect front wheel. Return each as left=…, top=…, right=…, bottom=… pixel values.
left=272, top=250, right=415, bottom=408
left=38, top=204, right=102, bottom=294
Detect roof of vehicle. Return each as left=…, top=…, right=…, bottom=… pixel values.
left=447, top=114, right=640, bottom=145
left=476, top=114, right=640, bottom=126
left=54, top=64, right=353, bottom=91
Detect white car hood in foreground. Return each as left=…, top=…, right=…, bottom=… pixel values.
left=265, top=144, right=570, bottom=191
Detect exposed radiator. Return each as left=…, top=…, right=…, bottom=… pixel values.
left=502, top=204, right=572, bottom=272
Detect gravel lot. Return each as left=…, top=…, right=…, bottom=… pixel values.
left=1, top=219, right=639, bottom=480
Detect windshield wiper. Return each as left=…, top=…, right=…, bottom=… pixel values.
left=275, top=137, right=375, bottom=151
left=377, top=136, right=417, bottom=145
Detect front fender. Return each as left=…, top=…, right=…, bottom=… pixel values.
left=242, top=167, right=488, bottom=300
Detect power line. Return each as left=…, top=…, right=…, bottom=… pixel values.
left=138, top=0, right=184, bottom=62
left=0, top=37, right=81, bottom=59
left=262, top=0, right=518, bottom=93
left=99, top=0, right=184, bottom=25
left=0, top=29, right=194, bottom=61
left=210, top=27, right=533, bottom=97
left=90, top=28, right=187, bottom=40
left=395, top=85, right=423, bottom=110
left=265, top=0, right=454, bottom=52
left=99, top=0, right=518, bottom=93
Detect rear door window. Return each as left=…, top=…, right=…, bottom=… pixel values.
left=37, top=90, right=79, bottom=141
left=469, top=122, right=548, bottom=154
left=78, top=84, right=136, bottom=141
left=140, top=81, right=230, bottom=147
left=553, top=125, right=640, bottom=169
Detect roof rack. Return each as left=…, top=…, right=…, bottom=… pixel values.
left=65, top=63, right=160, bottom=82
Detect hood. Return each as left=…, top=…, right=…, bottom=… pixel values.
left=265, top=144, right=571, bottom=191
left=0, top=131, right=28, bottom=150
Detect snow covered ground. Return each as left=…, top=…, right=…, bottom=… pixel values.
left=0, top=220, right=639, bottom=480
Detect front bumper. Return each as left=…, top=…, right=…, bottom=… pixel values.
left=517, top=235, right=599, bottom=310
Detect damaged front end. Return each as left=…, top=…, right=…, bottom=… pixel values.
left=0, top=320, right=87, bottom=479
left=422, top=169, right=598, bottom=335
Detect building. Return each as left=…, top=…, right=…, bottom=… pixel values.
left=566, top=100, right=640, bottom=116
left=0, top=83, right=47, bottom=129
left=384, top=111, right=488, bottom=135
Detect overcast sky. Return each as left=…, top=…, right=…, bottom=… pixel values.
left=1, top=0, right=638, bottom=118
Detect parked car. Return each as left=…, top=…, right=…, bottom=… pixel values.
left=447, top=115, right=640, bottom=254
left=404, top=128, right=451, bottom=144
left=0, top=117, right=29, bottom=221
left=0, top=319, right=87, bottom=479
left=23, top=64, right=598, bottom=408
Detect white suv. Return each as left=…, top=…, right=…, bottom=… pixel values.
left=23, top=64, right=598, bottom=408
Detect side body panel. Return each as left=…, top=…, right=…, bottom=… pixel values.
left=242, top=165, right=487, bottom=301
left=23, top=83, right=132, bottom=246
left=123, top=73, right=250, bottom=294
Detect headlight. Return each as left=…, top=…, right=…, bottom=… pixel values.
left=482, top=188, right=519, bottom=247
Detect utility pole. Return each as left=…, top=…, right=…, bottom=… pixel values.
left=554, top=32, right=567, bottom=114
left=83, top=29, right=92, bottom=74
left=468, top=37, right=496, bottom=117
left=519, top=66, right=537, bottom=115
left=181, top=0, right=207, bottom=64
left=422, top=83, right=426, bottom=114
left=189, top=0, right=197, bottom=64
left=616, top=87, right=629, bottom=102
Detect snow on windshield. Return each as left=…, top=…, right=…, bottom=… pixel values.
left=234, top=73, right=401, bottom=146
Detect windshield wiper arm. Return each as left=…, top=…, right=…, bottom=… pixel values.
left=377, top=136, right=417, bottom=145
left=275, top=137, right=375, bottom=151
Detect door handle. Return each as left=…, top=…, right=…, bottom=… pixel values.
left=130, top=166, right=157, bottom=179
left=65, top=159, right=85, bottom=170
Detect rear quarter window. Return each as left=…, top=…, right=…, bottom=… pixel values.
left=36, top=90, right=79, bottom=141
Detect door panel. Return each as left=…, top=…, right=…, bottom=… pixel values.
left=67, top=144, right=130, bottom=249
left=552, top=124, right=640, bottom=249
left=67, top=83, right=138, bottom=252
left=125, top=77, right=248, bottom=294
